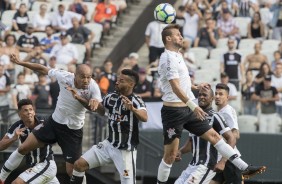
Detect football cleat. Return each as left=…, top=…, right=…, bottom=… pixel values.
left=242, top=165, right=266, bottom=179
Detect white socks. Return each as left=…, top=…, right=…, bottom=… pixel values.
left=0, top=149, right=25, bottom=181
left=214, top=139, right=248, bottom=170
left=157, top=159, right=172, bottom=183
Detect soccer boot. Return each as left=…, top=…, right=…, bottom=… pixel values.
left=242, top=165, right=266, bottom=179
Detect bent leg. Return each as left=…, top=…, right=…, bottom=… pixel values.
left=11, top=177, right=26, bottom=184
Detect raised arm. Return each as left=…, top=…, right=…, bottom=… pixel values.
left=0, top=128, right=26, bottom=151
left=10, top=54, right=50, bottom=75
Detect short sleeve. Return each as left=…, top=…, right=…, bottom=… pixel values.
left=220, top=111, right=238, bottom=130
left=102, top=93, right=112, bottom=110
left=212, top=113, right=231, bottom=135
left=89, top=79, right=102, bottom=102
left=145, top=22, right=152, bottom=36
left=166, top=57, right=179, bottom=80
left=133, top=96, right=146, bottom=111
left=48, top=69, right=72, bottom=83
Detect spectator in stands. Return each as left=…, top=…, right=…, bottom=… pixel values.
left=9, top=0, right=29, bottom=10
left=271, top=50, right=282, bottom=71
left=181, top=39, right=197, bottom=71
left=244, top=42, right=268, bottom=71
left=111, top=0, right=127, bottom=14
left=12, top=3, right=29, bottom=33
left=271, top=63, right=282, bottom=119
left=194, top=18, right=218, bottom=50
left=0, top=64, right=11, bottom=123
left=220, top=72, right=238, bottom=100
left=17, top=24, right=39, bottom=53
left=252, top=75, right=279, bottom=133
left=238, top=0, right=259, bottom=17
left=23, top=45, right=47, bottom=66
left=50, top=32, right=78, bottom=65
left=67, top=17, right=94, bottom=62
left=93, top=0, right=117, bottom=35
left=93, top=66, right=109, bottom=96
left=51, top=4, right=83, bottom=32
left=32, top=4, right=52, bottom=32
left=128, top=52, right=139, bottom=72
left=68, top=64, right=76, bottom=74
left=47, top=56, right=57, bottom=69
left=221, top=38, right=244, bottom=90
left=69, top=0, right=88, bottom=18
left=247, top=12, right=265, bottom=39
left=102, top=59, right=117, bottom=93
left=175, top=5, right=186, bottom=33
left=23, top=67, right=38, bottom=91
left=0, top=34, right=19, bottom=83
left=182, top=3, right=202, bottom=44
left=33, top=73, right=51, bottom=109
left=215, top=0, right=238, bottom=20
left=134, top=68, right=151, bottom=98
left=40, top=26, right=60, bottom=54
left=145, top=20, right=166, bottom=63
left=217, top=8, right=240, bottom=40
left=254, top=62, right=272, bottom=85
left=241, top=69, right=257, bottom=115
left=12, top=73, right=31, bottom=109
left=268, top=0, right=282, bottom=40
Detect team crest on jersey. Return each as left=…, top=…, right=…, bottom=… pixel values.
left=167, top=128, right=176, bottom=139
left=123, top=170, right=129, bottom=177
left=97, top=143, right=103, bottom=149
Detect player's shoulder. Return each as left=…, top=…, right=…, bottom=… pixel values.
left=35, top=115, right=48, bottom=123
left=8, top=120, right=24, bottom=132
left=104, top=91, right=119, bottom=100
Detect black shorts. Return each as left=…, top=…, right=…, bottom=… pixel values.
left=212, top=161, right=242, bottom=184
left=161, top=106, right=211, bottom=145
left=32, top=115, right=83, bottom=164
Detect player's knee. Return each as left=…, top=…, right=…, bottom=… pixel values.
left=11, top=178, right=25, bottom=184
left=74, top=159, right=88, bottom=172
left=17, top=145, right=29, bottom=155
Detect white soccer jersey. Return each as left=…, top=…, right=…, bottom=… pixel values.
left=218, top=104, right=241, bottom=157
left=158, top=49, right=195, bottom=102
left=49, top=69, right=102, bottom=129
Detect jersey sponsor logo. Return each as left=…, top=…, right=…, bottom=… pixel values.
left=66, top=156, right=72, bottom=160
left=97, top=143, right=103, bottom=149
left=167, top=128, right=176, bottom=139
left=109, top=114, right=129, bottom=122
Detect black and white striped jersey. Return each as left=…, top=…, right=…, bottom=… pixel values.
left=103, top=92, right=146, bottom=151
left=189, top=107, right=230, bottom=169
left=6, top=116, right=54, bottom=167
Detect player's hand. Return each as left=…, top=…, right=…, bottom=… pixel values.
left=88, top=98, right=100, bottom=111
left=10, top=54, right=21, bottom=65
left=121, top=95, right=134, bottom=111
left=198, top=83, right=211, bottom=91
left=194, top=106, right=207, bottom=121
left=260, top=98, right=268, bottom=104
left=175, top=151, right=182, bottom=162
left=13, top=128, right=26, bottom=140
left=65, top=85, right=79, bottom=99
left=213, top=160, right=226, bottom=172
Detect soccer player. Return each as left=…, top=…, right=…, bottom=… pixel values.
left=174, top=87, right=236, bottom=184
left=0, top=99, right=59, bottom=184
left=156, top=24, right=266, bottom=184
left=69, top=69, right=148, bottom=184
left=0, top=54, right=103, bottom=183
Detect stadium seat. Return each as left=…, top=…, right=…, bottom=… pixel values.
left=84, top=2, right=97, bottom=22
left=216, top=38, right=238, bottom=49
left=1, top=10, right=16, bottom=28
left=73, top=44, right=86, bottom=64
left=238, top=39, right=259, bottom=50
left=234, top=17, right=251, bottom=38
left=189, top=47, right=209, bottom=67
left=194, top=69, right=216, bottom=84
left=32, top=32, right=47, bottom=41
left=262, top=39, right=280, bottom=51
left=84, top=23, right=103, bottom=46
left=19, top=52, right=28, bottom=60
left=27, top=11, right=37, bottom=23
left=261, top=49, right=275, bottom=63
left=10, top=31, right=23, bottom=40
left=229, top=92, right=242, bottom=114
left=238, top=115, right=258, bottom=133
left=209, top=48, right=227, bottom=61
left=199, top=59, right=221, bottom=81
left=236, top=49, right=253, bottom=59
left=32, top=1, right=52, bottom=12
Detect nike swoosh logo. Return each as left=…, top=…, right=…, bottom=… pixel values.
left=66, top=156, right=72, bottom=159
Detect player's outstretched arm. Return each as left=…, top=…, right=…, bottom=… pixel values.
left=10, top=54, right=50, bottom=75
left=0, top=128, right=26, bottom=151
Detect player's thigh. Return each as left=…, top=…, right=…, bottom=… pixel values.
left=81, top=140, right=112, bottom=169
left=111, top=149, right=137, bottom=184
left=17, top=160, right=57, bottom=184
left=12, top=177, right=26, bottom=184
left=186, top=165, right=215, bottom=184
left=18, top=133, right=45, bottom=155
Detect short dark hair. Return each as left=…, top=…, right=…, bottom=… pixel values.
left=4, top=34, right=16, bottom=44
left=18, top=99, right=33, bottom=111
left=161, top=24, right=181, bottom=45
left=17, top=72, right=24, bottom=78
left=121, top=69, right=139, bottom=85
left=216, top=83, right=230, bottom=94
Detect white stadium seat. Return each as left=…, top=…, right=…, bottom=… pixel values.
left=84, top=23, right=103, bottom=45
left=27, top=11, right=37, bottom=23
left=1, top=10, right=16, bottom=28
left=194, top=69, right=216, bottom=84
left=216, top=38, right=238, bottom=49
left=238, top=39, right=259, bottom=50
left=73, top=44, right=86, bottom=64
left=209, top=48, right=227, bottom=61
left=10, top=31, right=23, bottom=40
left=189, top=47, right=209, bottom=67
left=261, top=49, right=275, bottom=63
left=32, top=32, right=47, bottom=41
left=84, top=2, right=97, bottom=22
left=199, top=59, right=221, bottom=81
left=234, top=17, right=251, bottom=37
left=238, top=115, right=258, bottom=133
left=262, top=39, right=280, bottom=51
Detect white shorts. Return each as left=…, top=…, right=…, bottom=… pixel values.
left=82, top=140, right=137, bottom=184
left=19, top=160, right=59, bottom=184
left=174, top=164, right=216, bottom=184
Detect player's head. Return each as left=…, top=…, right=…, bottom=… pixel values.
left=74, top=64, right=93, bottom=89
left=215, top=83, right=229, bottom=106
left=17, top=99, right=35, bottom=126
left=115, top=69, right=139, bottom=94
left=161, top=24, right=183, bottom=49
left=198, top=87, right=214, bottom=109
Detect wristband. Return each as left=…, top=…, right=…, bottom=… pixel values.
left=186, top=100, right=198, bottom=111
